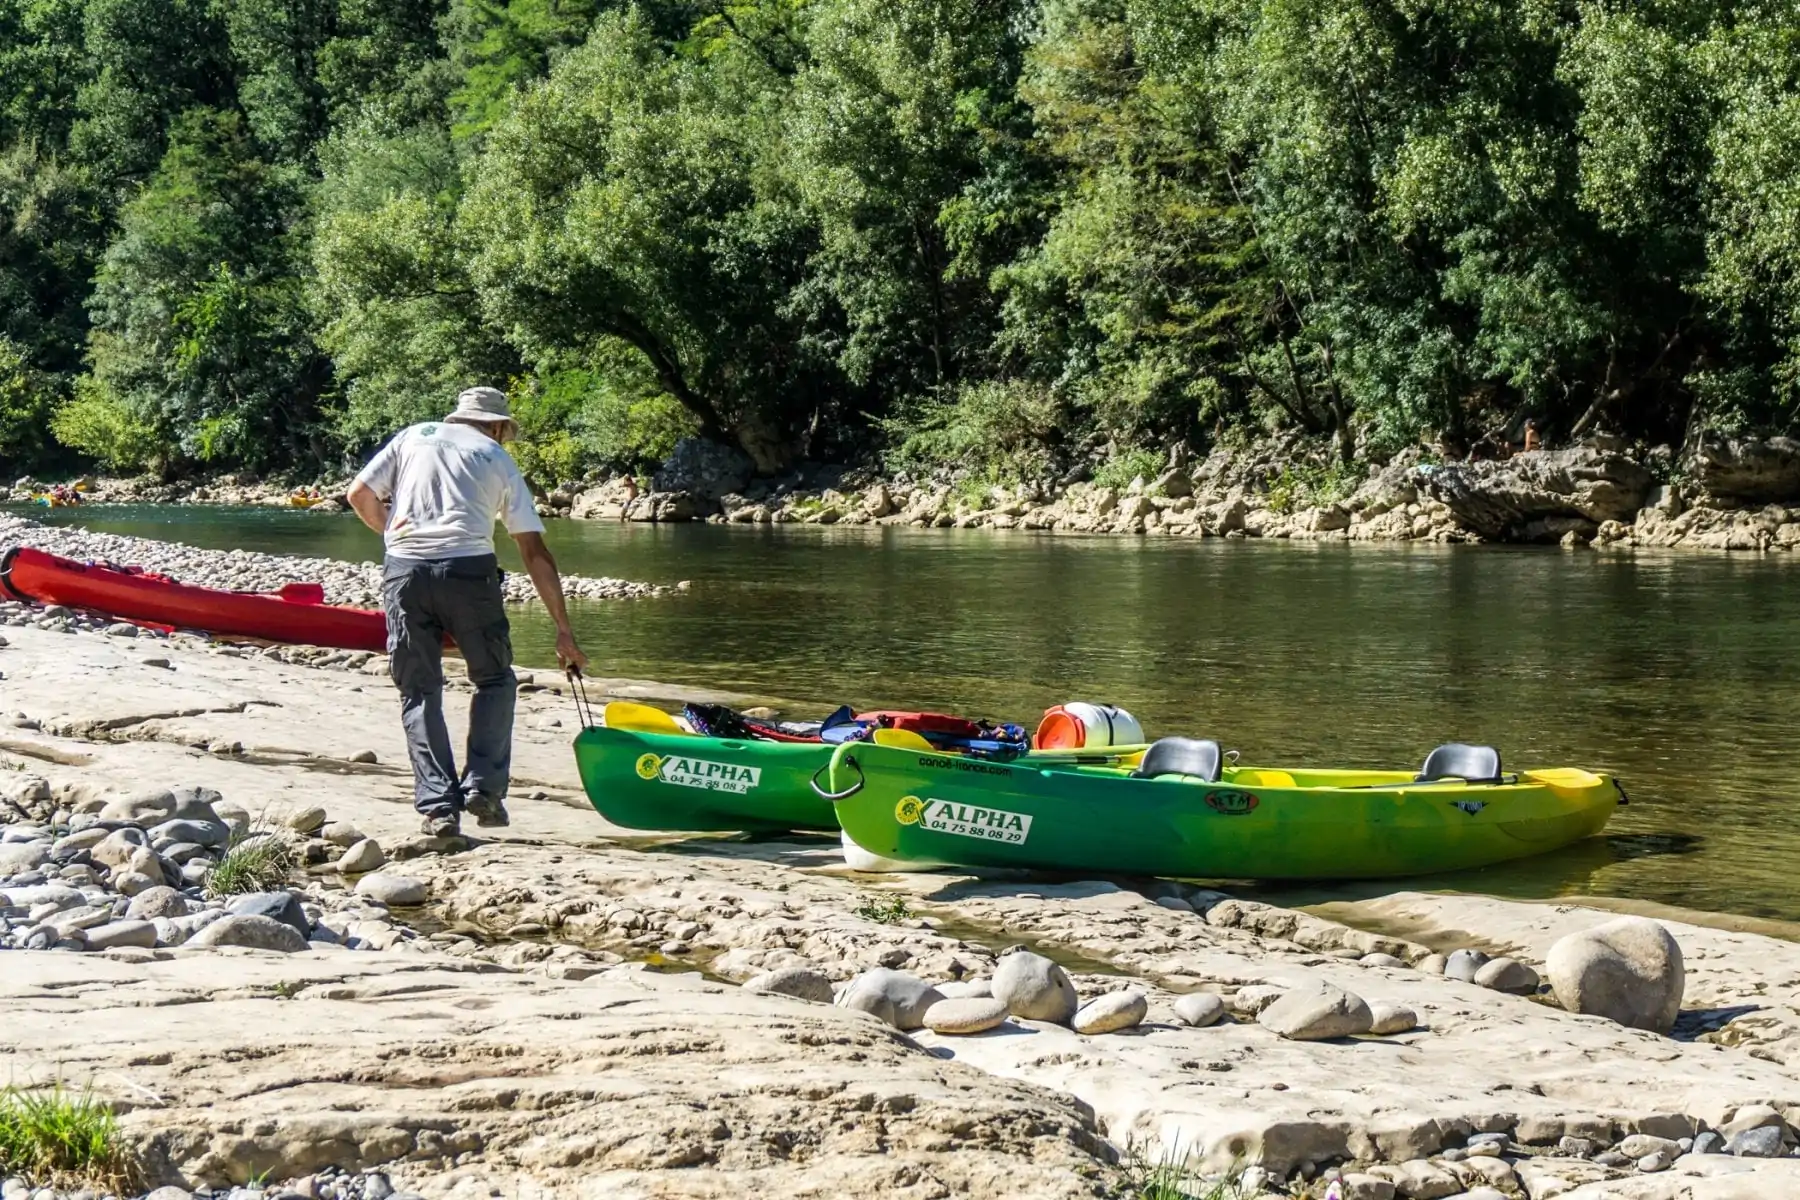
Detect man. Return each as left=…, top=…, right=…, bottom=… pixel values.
left=346, top=386, right=589, bottom=837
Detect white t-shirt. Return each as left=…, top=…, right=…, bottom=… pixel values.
left=354, top=421, right=545, bottom=559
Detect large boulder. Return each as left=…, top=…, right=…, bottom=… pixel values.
left=1417, top=447, right=1652, bottom=540
left=992, top=951, right=1079, bottom=1024
left=1686, top=435, right=1800, bottom=507
left=652, top=438, right=754, bottom=504
left=1544, top=916, right=1684, bottom=1033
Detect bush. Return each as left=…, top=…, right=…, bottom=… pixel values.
left=880, top=380, right=1070, bottom=483
left=1265, top=460, right=1365, bottom=514
left=0, top=339, right=59, bottom=468
left=47, top=379, right=162, bottom=470
left=1091, top=448, right=1166, bottom=493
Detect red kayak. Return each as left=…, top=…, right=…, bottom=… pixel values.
left=0, top=546, right=390, bottom=652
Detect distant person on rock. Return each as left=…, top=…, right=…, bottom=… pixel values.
left=346, top=386, right=589, bottom=838
left=1523, top=418, right=1542, bottom=452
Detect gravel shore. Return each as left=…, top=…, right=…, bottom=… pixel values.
left=0, top=514, right=667, bottom=606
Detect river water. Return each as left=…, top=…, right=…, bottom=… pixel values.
left=19, top=504, right=1800, bottom=921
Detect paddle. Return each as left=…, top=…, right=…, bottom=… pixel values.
left=601, top=701, right=691, bottom=736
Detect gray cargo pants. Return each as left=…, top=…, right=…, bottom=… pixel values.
left=382, top=554, right=516, bottom=819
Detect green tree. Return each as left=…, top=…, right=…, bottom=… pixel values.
left=461, top=9, right=831, bottom=469
left=82, top=108, right=326, bottom=468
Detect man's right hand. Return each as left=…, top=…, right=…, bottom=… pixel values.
left=556, top=628, right=589, bottom=672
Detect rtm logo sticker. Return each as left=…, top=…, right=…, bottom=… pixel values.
left=1204, top=790, right=1259, bottom=815
left=895, top=795, right=1033, bottom=845
left=635, top=753, right=761, bottom=794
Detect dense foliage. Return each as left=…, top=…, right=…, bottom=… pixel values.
left=0, top=0, right=1796, bottom=483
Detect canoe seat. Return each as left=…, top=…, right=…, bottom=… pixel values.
left=1417, top=743, right=1502, bottom=784
left=1134, top=737, right=1222, bottom=783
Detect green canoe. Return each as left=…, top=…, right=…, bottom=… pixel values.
left=573, top=703, right=1145, bottom=836
left=573, top=722, right=840, bottom=833
left=826, top=739, right=1622, bottom=880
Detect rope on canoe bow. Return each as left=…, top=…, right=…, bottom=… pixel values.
left=566, top=666, right=599, bottom=730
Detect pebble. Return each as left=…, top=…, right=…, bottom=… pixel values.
left=1072, top=990, right=1148, bottom=1034
left=1444, top=948, right=1490, bottom=982
left=354, top=874, right=429, bottom=906
left=1172, top=992, right=1226, bottom=1027
left=287, top=806, right=329, bottom=833
left=923, top=996, right=1009, bottom=1034
left=337, top=839, right=386, bottom=874
left=1473, top=956, right=1540, bottom=994
left=1367, top=1002, right=1419, bottom=1035
left=992, top=951, right=1078, bottom=1024
left=228, top=891, right=312, bottom=939
left=1693, top=1130, right=1726, bottom=1154
left=320, top=822, right=366, bottom=848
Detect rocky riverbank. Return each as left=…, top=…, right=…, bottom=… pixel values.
left=5, top=597, right=1800, bottom=1196
left=0, top=515, right=669, bottom=605
left=15, top=433, right=1800, bottom=553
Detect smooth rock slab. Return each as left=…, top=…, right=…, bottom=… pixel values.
left=1257, top=982, right=1373, bottom=1041
left=741, top=967, right=835, bottom=1004
left=1072, top=990, right=1147, bottom=1035
left=189, top=914, right=309, bottom=953
left=84, top=919, right=157, bottom=950
left=992, top=951, right=1078, bottom=1024
left=1544, top=916, right=1684, bottom=1033
left=836, top=969, right=943, bottom=1031
left=1172, top=992, right=1225, bottom=1027
left=923, top=997, right=1009, bottom=1035
left=354, top=874, right=428, bottom=906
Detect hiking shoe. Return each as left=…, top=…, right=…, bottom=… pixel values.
left=420, top=812, right=461, bottom=837
left=465, top=793, right=510, bottom=828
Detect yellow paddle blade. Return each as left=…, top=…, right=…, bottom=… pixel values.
left=872, top=728, right=936, bottom=751
left=602, top=701, right=688, bottom=735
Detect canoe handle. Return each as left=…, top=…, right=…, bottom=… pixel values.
left=809, top=757, right=865, bottom=802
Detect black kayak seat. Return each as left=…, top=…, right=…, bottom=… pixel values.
left=1134, top=737, right=1223, bottom=783
left=1417, top=743, right=1502, bottom=784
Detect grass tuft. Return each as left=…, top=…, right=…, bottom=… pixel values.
left=0, top=1085, right=134, bottom=1189
left=205, top=825, right=297, bottom=897
left=853, top=894, right=915, bottom=925
left=1117, top=1142, right=1259, bottom=1200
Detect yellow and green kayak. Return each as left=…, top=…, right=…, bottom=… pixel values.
left=826, top=738, right=1622, bottom=880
